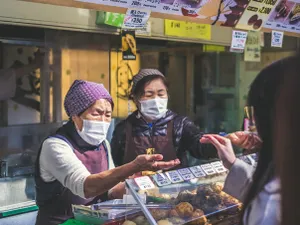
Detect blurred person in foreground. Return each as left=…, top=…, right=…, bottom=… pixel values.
left=274, top=53, right=300, bottom=225
left=201, top=54, right=300, bottom=225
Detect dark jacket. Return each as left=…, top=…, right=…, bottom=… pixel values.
left=111, top=110, right=217, bottom=166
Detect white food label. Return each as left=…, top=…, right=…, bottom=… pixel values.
left=201, top=163, right=217, bottom=175
left=190, top=166, right=206, bottom=178
left=165, top=170, right=184, bottom=183
left=152, top=173, right=172, bottom=186
left=177, top=168, right=195, bottom=180
left=134, top=176, right=156, bottom=190
left=123, top=8, right=151, bottom=29
left=211, top=161, right=227, bottom=173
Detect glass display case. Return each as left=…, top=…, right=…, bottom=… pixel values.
left=71, top=154, right=259, bottom=225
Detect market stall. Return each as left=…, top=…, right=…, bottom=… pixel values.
left=65, top=153, right=257, bottom=225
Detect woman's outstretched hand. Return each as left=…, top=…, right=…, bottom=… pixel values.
left=133, top=154, right=180, bottom=172
left=200, top=134, right=236, bottom=169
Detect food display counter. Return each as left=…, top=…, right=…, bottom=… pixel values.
left=71, top=154, right=257, bottom=225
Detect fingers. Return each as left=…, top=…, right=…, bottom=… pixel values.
left=153, top=159, right=181, bottom=170
left=147, top=154, right=164, bottom=161
left=201, top=135, right=224, bottom=149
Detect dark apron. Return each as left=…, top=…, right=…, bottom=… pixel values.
left=35, top=135, right=109, bottom=225
left=123, top=120, right=178, bottom=165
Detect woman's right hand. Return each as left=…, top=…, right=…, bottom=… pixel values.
left=200, top=134, right=236, bottom=169
left=132, top=154, right=180, bottom=172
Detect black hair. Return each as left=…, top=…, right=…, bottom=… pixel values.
left=129, top=75, right=169, bottom=101
left=241, top=55, right=298, bottom=223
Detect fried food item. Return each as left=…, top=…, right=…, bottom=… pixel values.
left=175, top=202, right=194, bottom=218
left=176, top=190, right=195, bottom=204
left=133, top=216, right=146, bottom=225
left=168, top=217, right=185, bottom=225
left=123, top=221, right=137, bottom=225
left=125, top=34, right=136, bottom=56
left=122, top=36, right=129, bottom=51
left=141, top=171, right=156, bottom=176
left=150, top=209, right=169, bottom=221
left=210, top=182, right=224, bottom=194
left=157, top=220, right=173, bottom=225
left=188, top=209, right=207, bottom=225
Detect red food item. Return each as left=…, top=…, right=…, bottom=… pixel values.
left=248, top=14, right=258, bottom=25
left=253, top=19, right=263, bottom=29
left=181, top=8, right=198, bottom=17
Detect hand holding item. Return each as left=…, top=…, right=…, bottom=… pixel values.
left=200, top=134, right=236, bottom=169
left=133, top=154, right=180, bottom=172
left=227, top=131, right=262, bottom=150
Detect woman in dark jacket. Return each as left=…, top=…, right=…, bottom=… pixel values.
left=111, top=69, right=217, bottom=167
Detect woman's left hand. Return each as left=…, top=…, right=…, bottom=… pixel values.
left=200, top=134, right=236, bottom=169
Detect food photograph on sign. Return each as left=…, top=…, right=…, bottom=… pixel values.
left=121, top=30, right=137, bottom=60
left=264, top=0, right=300, bottom=32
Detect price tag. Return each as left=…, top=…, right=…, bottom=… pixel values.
left=165, top=170, right=184, bottom=183
left=152, top=173, right=171, bottom=186
left=201, top=164, right=217, bottom=176
left=190, top=166, right=206, bottom=178
left=177, top=168, right=195, bottom=180
left=271, top=30, right=284, bottom=48
left=211, top=161, right=227, bottom=174
left=123, top=8, right=151, bottom=30
left=134, top=176, right=156, bottom=190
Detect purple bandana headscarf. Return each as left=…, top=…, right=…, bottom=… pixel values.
left=64, top=80, right=114, bottom=117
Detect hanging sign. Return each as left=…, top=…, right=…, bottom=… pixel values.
left=136, top=21, right=152, bottom=36
left=271, top=30, right=284, bottom=47
left=235, top=0, right=279, bottom=31
left=230, top=30, right=248, bottom=52
left=123, top=8, right=151, bottom=29
left=264, top=1, right=300, bottom=33
left=122, top=30, right=137, bottom=60
left=105, top=12, right=125, bottom=27
left=244, top=31, right=261, bottom=62
left=165, top=20, right=211, bottom=40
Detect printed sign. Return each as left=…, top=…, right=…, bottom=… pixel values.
left=244, top=31, right=261, bottom=62
left=165, top=20, right=211, bottom=40
left=136, top=21, right=152, bottom=36
left=201, top=163, right=217, bottom=175
left=236, top=0, right=279, bottom=31
left=177, top=168, right=195, bottom=180
left=152, top=173, right=172, bottom=186
left=123, top=8, right=151, bottom=29
left=271, top=30, right=284, bottom=47
left=134, top=176, right=156, bottom=190
left=121, top=30, right=137, bottom=60
left=190, top=165, right=206, bottom=178
left=231, top=30, right=248, bottom=51
left=211, top=161, right=227, bottom=173
left=165, top=170, right=184, bottom=183
left=264, top=1, right=300, bottom=33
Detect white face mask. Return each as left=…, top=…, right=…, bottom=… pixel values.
left=139, top=98, right=168, bottom=121
left=76, top=119, right=110, bottom=146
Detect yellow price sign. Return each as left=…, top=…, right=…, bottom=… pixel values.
left=165, top=20, right=211, bottom=40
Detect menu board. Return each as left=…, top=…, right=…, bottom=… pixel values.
left=264, top=0, right=300, bottom=33
left=235, top=0, right=279, bottom=31
left=76, top=0, right=247, bottom=23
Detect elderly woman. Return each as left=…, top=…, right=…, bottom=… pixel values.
left=111, top=69, right=219, bottom=168
left=34, top=80, right=179, bottom=225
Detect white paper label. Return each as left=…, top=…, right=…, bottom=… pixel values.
left=271, top=30, right=284, bottom=48
left=231, top=30, right=248, bottom=51
left=134, top=176, right=156, bottom=190
left=165, top=170, right=184, bottom=183
left=189, top=166, right=206, bottom=178
left=177, top=168, right=195, bottom=180
left=201, top=163, right=217, bottom=176
left=211, top=161, right=227, bottom=174
left=123, top=8, right=151, bottom=29
left=152, top=173, right=172, bottom=186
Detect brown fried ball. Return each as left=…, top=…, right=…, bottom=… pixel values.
left=175, top=202, right=194, bottom=218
